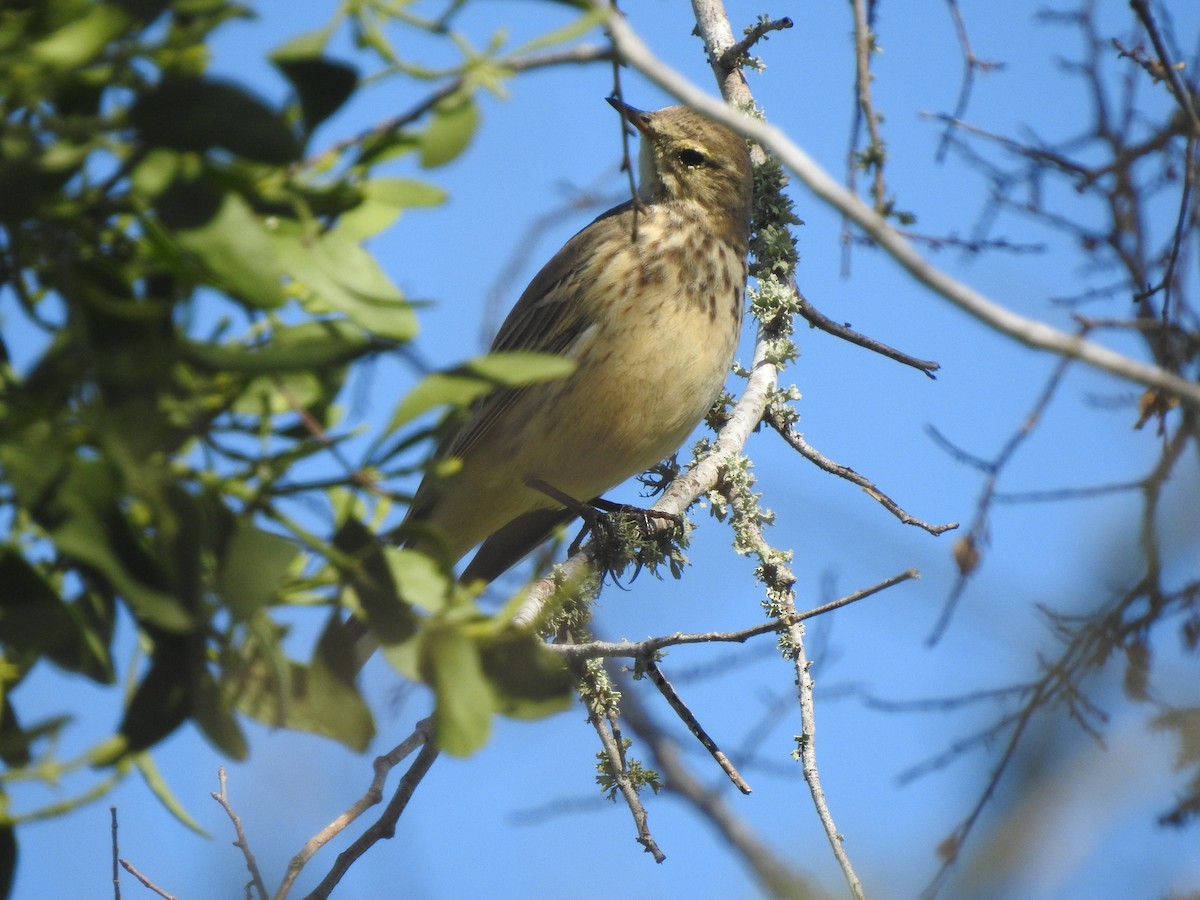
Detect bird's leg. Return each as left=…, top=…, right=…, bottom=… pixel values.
left=524, top=478, right=683, bottom=559
left=590, top=497, right=683, bottom=529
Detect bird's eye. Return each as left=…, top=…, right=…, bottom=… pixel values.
left=677, top=148, right=706, bottom=168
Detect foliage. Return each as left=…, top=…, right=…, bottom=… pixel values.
left=0, top=0, right=596, bottom=879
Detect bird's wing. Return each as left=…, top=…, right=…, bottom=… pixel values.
left=460, top=506, right=578, bottom=584
left=442, top=202, right=633, bottom=464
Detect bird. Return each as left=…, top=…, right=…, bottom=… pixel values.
left=354, top=97, right=754, bottom=653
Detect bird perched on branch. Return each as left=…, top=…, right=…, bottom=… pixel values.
left=355, top=97, right=754, bottom=653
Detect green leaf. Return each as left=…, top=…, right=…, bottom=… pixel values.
left=271, top=224, right=417, bottom=340
left=132, top=753, right=210, bottom=836
left=338, top=177, right=447, bottom=240
left=130, top=148, right=179, bottom=200
left=336, top=198, right=401, bottom=241
left=0, top=551, right=114, bottom=682
left=171, top=188, right=286, bottom=309
left=385, top=548, right=453, bottom=614
left=130, top=78, right=302, bottom=164
left=0, top=551, right=75, bottom=652
left=274, top=57, right=358, bottom=134
left=307, top=616, right=375, bottom=750
left=117, top=640, right=192, bottom=755
left=217, top=524, right=299, bottom=620
left=182, top=319, right=376, bottom=375
left=424, top=628, right=493, bottom=756
left=333, top=518, right=419, bottom=645
left=510, top=7, right=607, bottom=56
left=420, top=94, right=479, bottom=168
left=192, top=669, right=248, bottom=759
left=0, top=701, right=33, bottom=768
left=30, top=3, right=130, bottom=70
left=464, top=351, right=575, bottom=386
left=366, top=177, right=448, bottom=209
left=386, top=371, right=493, bottom=434
left=270, top=24, right=335, bottom=60
left=0, top=448, right=192, bottom=633
left=480, top=632, right=574, bottom=720
left=386, top=351, right=574, bottom=434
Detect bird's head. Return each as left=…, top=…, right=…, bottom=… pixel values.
left=607, top=98, right=753, bottom=230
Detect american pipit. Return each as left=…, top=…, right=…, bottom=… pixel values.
left=356, top=98, right=753, bottom=652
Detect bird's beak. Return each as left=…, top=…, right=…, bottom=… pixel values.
left=606, top=96, right=653, bottom=136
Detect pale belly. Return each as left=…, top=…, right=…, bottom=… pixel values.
left=426, top=215, right=747, bottom=559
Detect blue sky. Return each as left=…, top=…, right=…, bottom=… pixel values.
left=7, top=1, right=1200, bottom=897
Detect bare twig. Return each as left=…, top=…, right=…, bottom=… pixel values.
left=927, top=353, right=1075, bottom=644
left=304, top=725, right=441, bottom=898
left=549, top=568, right=919, bottom=662
left=718, top=471, right=867, bottom=896
left=849, top=0, right=889, bottom=213
left=118, top=860, right=178, bottom=900
left=601, top=7, right=1200, bottom=409
left=644, top=661, right=751, bottom=794
left=298, top=43, right=612, bottom=173
left=111, top=806, right=121, bottom=900
left=935, top=0, right=1004, bottom=162
left=921, top=416, right=1197, bottom=895
left=716, top=15, right=794, bottom=70
left=766, top=407, right=958, bottom=534
left=212, top=768, right=269, bottom=900
left=793, top=617, right=865, bottom=900
left=280, top=719, right=435, bottom=898
left=992, top=479, right=1145, bottom=504
left=1128, top=0, right=1200, bottom=133
left=607, top=20, right=645, bottom=239
left=793, top=282, right=941, bottom=378
left=582, top=664, right=666, bottom=862
left=619, top=690, right=817, bottom=899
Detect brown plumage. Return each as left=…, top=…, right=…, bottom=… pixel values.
left=355, top=99, right=753, bottom=659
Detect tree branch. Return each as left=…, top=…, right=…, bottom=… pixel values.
left=284, top=719, right=437, bottom=899
left=548, top=569, right=919, bottom=662
left=303, top=725, right=441, bottom=899
left=212, top=767, right=269, bottom=900
left=644, top=661, right=751, bottom=794
left=619, top=690, right=818, bottom=899
left=716, top=16, right=794, bottom=70
left=765, top=407, right=959, bottom=535
left=600, top=6, right=1200, bottom=410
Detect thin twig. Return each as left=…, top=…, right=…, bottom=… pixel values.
left=645, top=661, right=751, bottom=794
left=793, top=617, right=865, bottom=900
left=601, top=8, right=1200, bottom=409
left=992, top=479, right=1145, bottom=504
left=118, top=860, right=178, bottom=900
left=927, top=352, right=1075, bottom=644
left=850, top=0, right=888, bottom=213
left=619, top=689, right=816, bottom=898
left=766, top=407, right=958, bottom=534
left=935, top=0, right=1004, bottom=162
left=550, top=568, right=919, bottom=662
left=212, top=767, right=269, bottom=900
left=111, top=806, right=121, bottom=900
left=794, top=281, right=941, bottom=378
left=582, top=666, right=665, bottom=862
left=298, top=44, right=612, bottom=173
left=716, top=16, right=794, bottom=70
left=281, top=720, right=435, bottom=898
left=304, top=729, right=441, bottom=898
left=1128, top=0, right=1200, bottom=133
